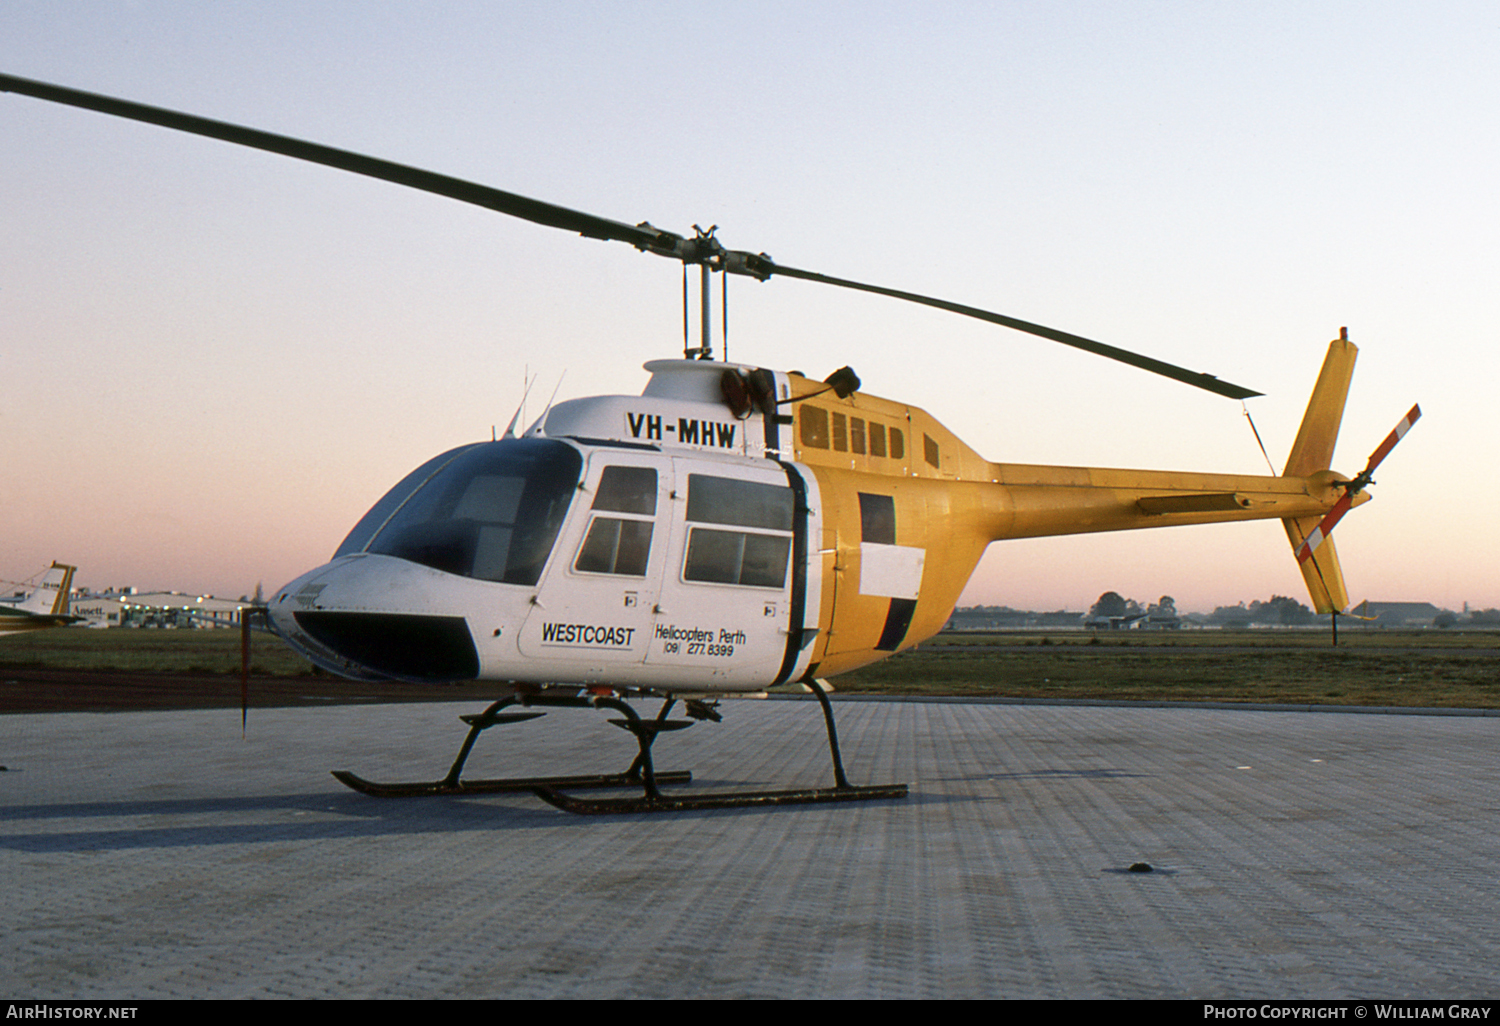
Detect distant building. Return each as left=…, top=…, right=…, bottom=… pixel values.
left=1143, top=608, right=1182, bottom=630
left=944, top=606, right=1084, bottom=630
left=66, top=590, right=253, bottom=628
left=67, top=593, right=124, bottom=627
left=1349, top=601, right=1444, bottom=628
left=1083, top=611, right=1150, bottom=630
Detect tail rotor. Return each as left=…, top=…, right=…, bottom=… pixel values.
left=1294, top=404, right=1421, bottom=565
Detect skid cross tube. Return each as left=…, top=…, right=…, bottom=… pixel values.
left=331, top=692, right=691, bottom=798
left=531, top=682, right=908, bottom=814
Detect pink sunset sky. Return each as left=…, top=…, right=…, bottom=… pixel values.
left=4, top=2, right=1496, bottom=614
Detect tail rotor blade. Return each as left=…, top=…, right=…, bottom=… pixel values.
left=1359, top=404, right=1422, bottom=482
left=1295, top=491, right=1355, bottom=564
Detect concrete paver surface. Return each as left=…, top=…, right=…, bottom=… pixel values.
left=2, top=697, right=1496, bottom=999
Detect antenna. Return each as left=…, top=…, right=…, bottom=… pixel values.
left=501, top=371, right=539, bottom=439
left=531, top=371, right=566, bottom=435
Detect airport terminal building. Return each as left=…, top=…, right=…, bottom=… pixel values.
left=66, top=590, right=255, bottom=629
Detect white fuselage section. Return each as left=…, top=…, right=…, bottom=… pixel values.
left=269, top=361, right=823, bottom=692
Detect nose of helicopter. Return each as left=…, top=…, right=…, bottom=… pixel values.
left=269, top=554, right=481, bottom=682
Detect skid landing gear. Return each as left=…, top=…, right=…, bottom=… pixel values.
left=331, top=693, right=691, bottom=798
left=332, top=682, right=908, bottom=814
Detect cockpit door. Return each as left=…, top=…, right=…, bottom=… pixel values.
left=516, top=450, right=667, bottom=673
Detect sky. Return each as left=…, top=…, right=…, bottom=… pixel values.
left=2, top=1, right=1497, bottom=614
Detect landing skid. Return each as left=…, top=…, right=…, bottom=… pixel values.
left=331, top=682, right=908, bottom=814
left=532, top=782, right=907, bottom=815
left=331, top=768, right=692, bottom=798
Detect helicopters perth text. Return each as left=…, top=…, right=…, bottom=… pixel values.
left=0, top=74, right=1417, bottom=813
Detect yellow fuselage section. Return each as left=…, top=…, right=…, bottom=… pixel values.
left=783, top=373, right=1354, bottom=676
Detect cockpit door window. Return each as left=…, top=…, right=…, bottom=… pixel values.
left=574, top=465, right=658, bottom=577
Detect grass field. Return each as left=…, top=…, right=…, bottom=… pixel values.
left=0, top=627, right=315, bottom=677
left=842, top=629, right=1500, bottom=708
left=2, top=626, right=1497, bottom=708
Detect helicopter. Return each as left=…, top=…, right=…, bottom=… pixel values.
left=0, top=73, right=1418, bottom=814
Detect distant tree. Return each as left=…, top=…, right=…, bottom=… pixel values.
left=1098, top=594, right=1140, bottom=618
left=1209, top=602, right=1253, bottom=627
left=1148, top=596, right=1177, bottom=617
left=1254, top=595, right=1315, bottom=625
left=1211, top=596, right=1313, bottom=626
left=1090, top=591, right=1131, bottom=618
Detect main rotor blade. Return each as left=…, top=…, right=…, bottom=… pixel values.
left=0, top=72, right=666, bottom=250
left=766, top=263, right=1261, bottom=399
left=2, top=72, right=1261, bottom=399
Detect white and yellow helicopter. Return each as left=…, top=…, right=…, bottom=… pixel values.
left=0, top=74, right=1418, bottom=813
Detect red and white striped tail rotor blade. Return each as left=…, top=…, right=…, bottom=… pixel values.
left=1361, top=404, right=1421, bottom=478
left=1296, top=491, right=1354, bottom=564
left=1295, top=404, right=1420, bottom=565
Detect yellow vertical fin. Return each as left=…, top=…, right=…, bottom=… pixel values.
left=1283, top=334, right=1357, bottom=477
left=1281, top=521, right=1348, bottom=614
left=50, top=563, right=76, bottom=616
left=1280, top=333, right=1358, bottom=613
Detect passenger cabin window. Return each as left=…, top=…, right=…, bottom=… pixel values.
left=797, top=405, right=904, bottom=463
left=575, top=465, right=657, bottom=576
left=799, top=406, right=829, bottom=449
left=682, top=474, right=794, bottom=588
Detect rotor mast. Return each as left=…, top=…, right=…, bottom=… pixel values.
left=678, top=224, right=758, bottom=362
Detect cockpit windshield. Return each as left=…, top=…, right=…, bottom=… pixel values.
left=335, top=438, right=582, bottom=586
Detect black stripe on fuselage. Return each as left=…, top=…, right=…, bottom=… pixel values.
left=770, top=459, right=811, bottom=687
